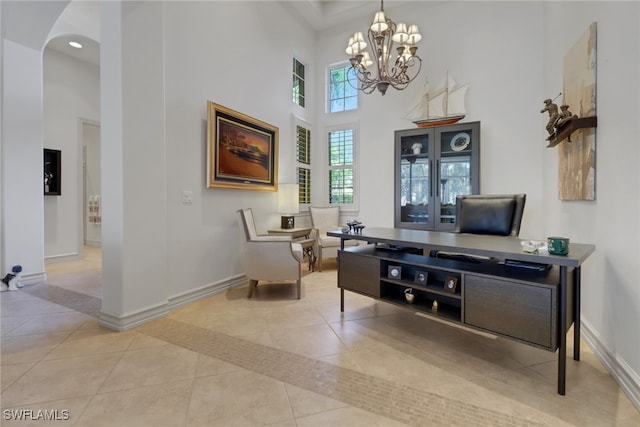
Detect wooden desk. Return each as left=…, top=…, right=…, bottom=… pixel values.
left=328, top=227, right=595, bottom=395
left=268, top=228, right=315, bottom=271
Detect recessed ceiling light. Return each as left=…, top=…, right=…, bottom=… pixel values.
left=69, top=41, right=83, bottom=49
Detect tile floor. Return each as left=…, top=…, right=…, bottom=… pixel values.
left=1, top=247, right=639, bottom=426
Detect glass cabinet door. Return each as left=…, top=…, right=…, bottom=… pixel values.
left=396, top=132, right=433, bottom=229
left=436, top=124, right=479, bottom=229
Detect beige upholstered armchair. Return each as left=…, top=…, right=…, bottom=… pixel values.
left=309, top=206, right=358, bottom=271
left=237, top=208, right=303, bottom=299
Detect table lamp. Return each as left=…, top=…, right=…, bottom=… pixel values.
left=278, top=183, right=299, bottom=229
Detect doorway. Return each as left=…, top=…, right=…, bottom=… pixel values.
left=81, top=121, right=101, bottom=247
left=43, top=119, right=103, bottom=298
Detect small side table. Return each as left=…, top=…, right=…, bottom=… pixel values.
left=268, top=228, right=316, bottom=272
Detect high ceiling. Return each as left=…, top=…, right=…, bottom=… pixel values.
left=285, top=0, right=384, bottom=31
left=36, top=1, right=411, bottom=67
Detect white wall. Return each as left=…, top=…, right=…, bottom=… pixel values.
left=1, top=39, right=46, bottom=283
left=94, top=0, right=317, bottom=326
left=161, top=1, right=316, bottom=298
left=98, top=0, right=170, bottom=324
left=541, top=1, right=640, bottom=404
left=43, top=48, right=100, bottom=260
left=315, top=1, right=546, bottom=238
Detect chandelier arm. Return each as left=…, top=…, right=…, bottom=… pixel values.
left=366, top=28, right=382, bottom=81
left=348, top=67, right=379, bottom=94
left=387, top=57, right=422, bottom=90
left=382, top=19, right=395, bottom=78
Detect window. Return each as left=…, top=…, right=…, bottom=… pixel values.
left=296, top=123, right=311, bottom=204
left=293, top=58, right=305, bottom=107
left=328, top=63, right=358, bottom=113
left=328, top=128, right=355, bottom=205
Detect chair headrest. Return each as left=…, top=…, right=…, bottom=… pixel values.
left=454, top=194, right=526, bottom=237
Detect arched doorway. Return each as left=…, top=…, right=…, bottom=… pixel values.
left=1, top=1, right=106, bottom=304
left=43, top=34, right=101, bottom=265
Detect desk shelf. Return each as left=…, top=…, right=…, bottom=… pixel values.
left=379, top=289, right=461, bottom=323
left=381, top=277, right=462, bottom=301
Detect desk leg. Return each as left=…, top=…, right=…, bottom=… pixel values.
left=340, top=237, right=345, bottom=312
left=558, top=265, right=567, bottom=395
left=574, top=266, right=581, bottom=361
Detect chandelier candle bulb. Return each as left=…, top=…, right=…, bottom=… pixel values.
left=407, top=25, right=422, bottom=45
left=345, top=36, right=354, bottom=55
left=352, top=32, right=367, bottom=53
left=371, top=11, right=388, bottom=32
left=361, top=51, right=373, bottom=67
left=392, top=23, right=409, bottom=43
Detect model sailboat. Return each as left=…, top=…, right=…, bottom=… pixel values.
left=410, top=73, right=469, bottom=128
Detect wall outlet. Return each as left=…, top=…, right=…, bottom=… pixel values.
left=182, top=191, right=193, bottom=204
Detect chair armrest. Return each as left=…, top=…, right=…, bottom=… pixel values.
left=244, top=240, right=301, bottom=280
left=317, top=226, right=343, bottom=236
left=310, top=228, right=320, bottom=253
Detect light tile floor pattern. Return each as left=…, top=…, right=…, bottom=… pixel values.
left=1, top=247, right=639, bottom=426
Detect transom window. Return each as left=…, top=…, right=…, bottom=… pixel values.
left=328, top=63, right=358, bottom=113
left=293, top=58, right=305, bottom=107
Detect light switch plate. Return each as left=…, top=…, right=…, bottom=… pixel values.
left=182, top=191, right=193, bottom=204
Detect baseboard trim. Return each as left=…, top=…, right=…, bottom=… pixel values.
left=168, top=274, right=247, bottom=310
left=99, top=302, right=170, bottom=332
left=20, top=272, right=46, bottom=286
left=45, top=253, right=81, bottom=264
left=582, top=318, right=640, bottom=411
left=98, top=275, right=248, bottom=331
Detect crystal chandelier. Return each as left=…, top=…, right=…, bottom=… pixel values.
left=345, top=0, right=422, bottom=95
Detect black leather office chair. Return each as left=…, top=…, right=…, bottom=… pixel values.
left=432, top=194, right=526, bottom=263
left=454, top=194, right=526, bottom=237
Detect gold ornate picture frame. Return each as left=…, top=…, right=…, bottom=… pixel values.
left=207, top=102, right=278, bottom=191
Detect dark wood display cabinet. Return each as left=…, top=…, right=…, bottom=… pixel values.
left=44, top=148, right=61, bottom=196
left=395, top=121, right=480, bottom=231
left=330, top=227, right=595, bottom=395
